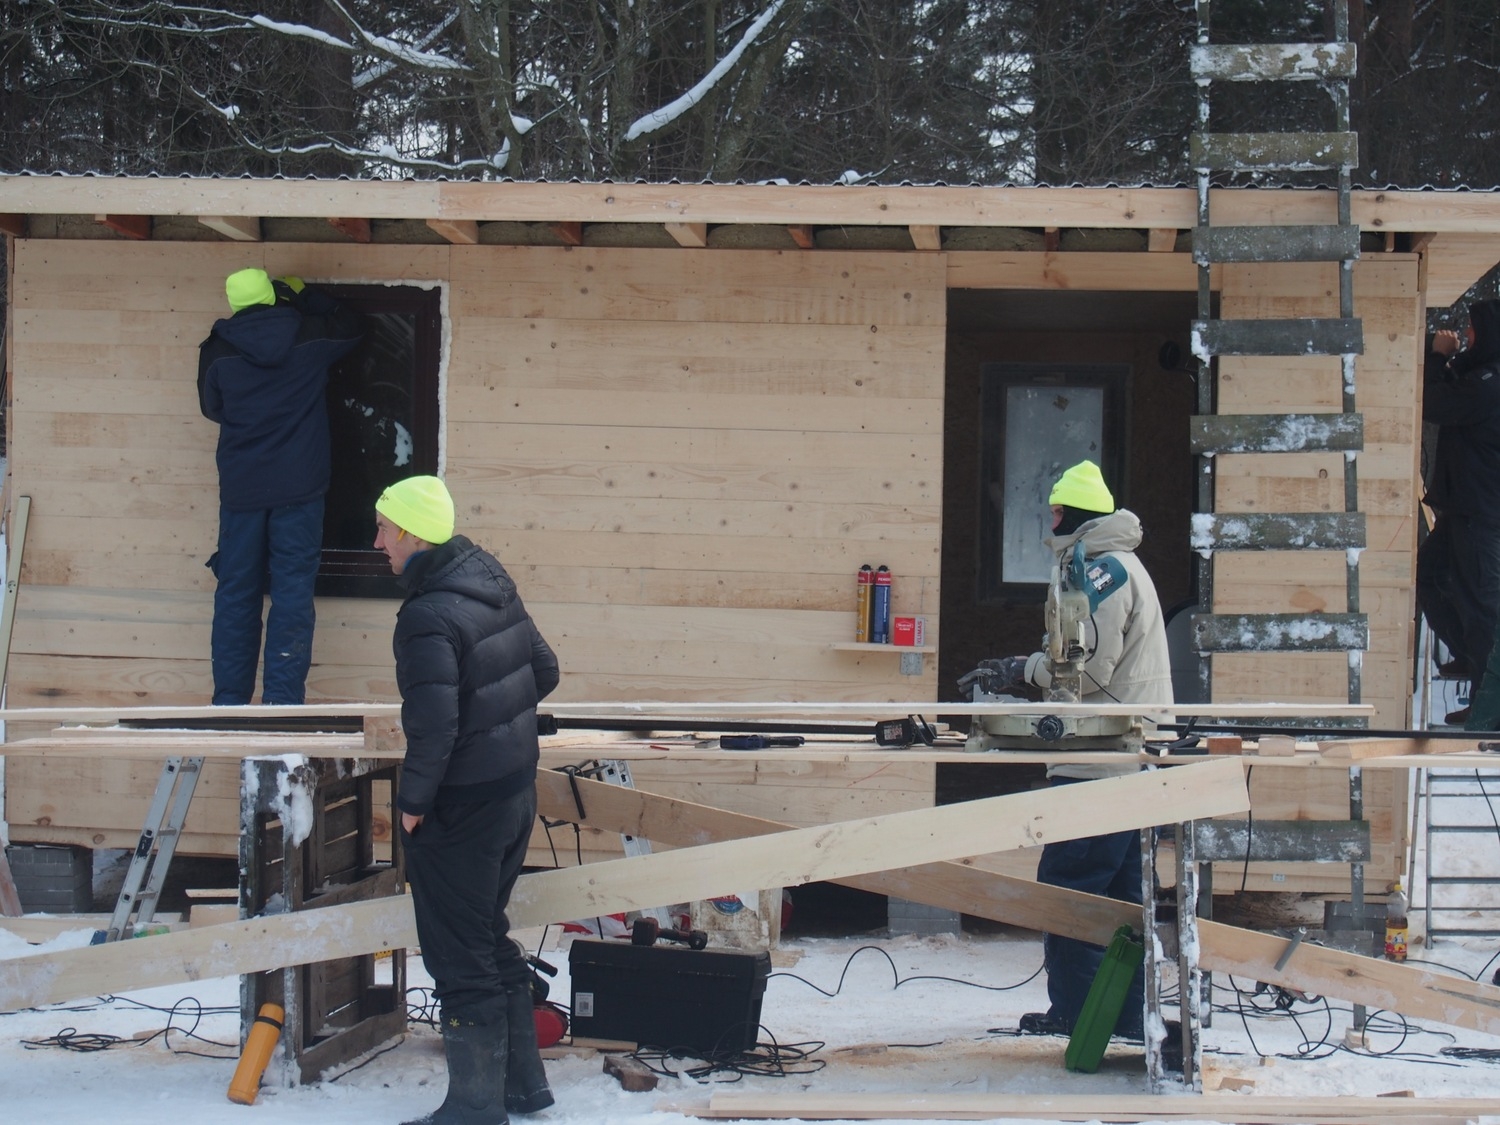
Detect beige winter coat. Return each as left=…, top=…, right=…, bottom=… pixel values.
left=1023, top=510, right=1172, bottom=693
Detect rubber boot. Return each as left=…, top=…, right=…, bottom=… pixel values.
left=505, top=984, right=555, bottom=1115
left=402, top=1003, right=509, bottom=1125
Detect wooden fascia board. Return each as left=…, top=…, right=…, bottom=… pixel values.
left=0, top=760, right=1248, bottom=1010
left=1, top=176, right=1495, bottom=231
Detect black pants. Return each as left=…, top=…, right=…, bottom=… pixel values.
left=1418, top=514, right=1500, bottom=677
left=402, top=787, right=536, bottom=1018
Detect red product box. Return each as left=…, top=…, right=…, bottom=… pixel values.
left=891, top=616, right=925, bottom=647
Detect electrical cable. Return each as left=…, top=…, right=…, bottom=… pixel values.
left=769, top=943, right=1043, bottom=1000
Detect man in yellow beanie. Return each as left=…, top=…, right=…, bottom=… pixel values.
left=198, top=267, right=363, bottom=705
left=992, top=461, right=1173, bottom=1051
left=374, top=475, right=560, bottom=1124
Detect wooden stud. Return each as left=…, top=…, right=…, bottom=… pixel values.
left=197, top=215, right=262, bottom=242
left=908, top=224, right=941, bottom=251
left=548, top=220, right=583, bottom=246
left=0, top=213, right=25, bottom=238
left=1043, top=226, right=1060, bottom=251
left=1408, top=231, right=1437, bottom=254
left=327, top=216, right=372, bottom=243
left=425, top=217, right=480, bottom=244
left=664, top=221, right=709, bottom=248
left=786, top=224, right=816, bottom=249
left=1148, top=227, right=1179, bottom=252
left=94, top=214, right=151, bottom=240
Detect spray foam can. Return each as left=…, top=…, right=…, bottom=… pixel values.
left=855, top=564, right=874, bottom=642
left=872, top=565, right=893, bottom=644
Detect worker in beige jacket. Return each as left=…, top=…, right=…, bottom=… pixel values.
left=1002, top=460, right=1174, bottom=1053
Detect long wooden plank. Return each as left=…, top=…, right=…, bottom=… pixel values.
left=0, top=761, right=1248, bottom=1011
left=693, top=1091, right=1500, bottom=1122
left=534, top=771, right=1500, bottom=1036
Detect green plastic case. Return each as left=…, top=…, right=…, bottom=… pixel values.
left=1063, top=924, right=1145, bottom=1073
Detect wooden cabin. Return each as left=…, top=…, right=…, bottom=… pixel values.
left=1, top=178, right=1497, bottom=888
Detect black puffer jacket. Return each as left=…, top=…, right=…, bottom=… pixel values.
left=1423, top=299, right=1500, bottom=520
left=392, top=535, right=560, bottom=816
left=198, top=287, right=363, bottom=511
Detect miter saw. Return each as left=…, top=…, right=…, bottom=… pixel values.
left=960, top=541, right=1142, bottom=751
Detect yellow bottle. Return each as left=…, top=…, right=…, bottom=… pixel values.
left=227, top=1002, right=285, bottom=1105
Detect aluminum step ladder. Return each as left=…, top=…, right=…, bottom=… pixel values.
left=98, top=754, right=205, bottom=942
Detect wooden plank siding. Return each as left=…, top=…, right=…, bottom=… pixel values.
left=4, top=240, right=946, bottom=721
left=1211, top=257, right=1424, bottom=727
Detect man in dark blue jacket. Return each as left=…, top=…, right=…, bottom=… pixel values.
left=1417, top=299, right=1500, bottom=725
left=374, top=475, right=561, bottom=1125
left=198, top=268, right=362, bottom=705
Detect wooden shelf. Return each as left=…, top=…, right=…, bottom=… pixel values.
left=828, top=642, right=936, bottom=654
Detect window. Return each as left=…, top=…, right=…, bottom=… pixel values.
left=978, top=363, right=1127, bottom=602
left=316, top=284, right=442, bottom=598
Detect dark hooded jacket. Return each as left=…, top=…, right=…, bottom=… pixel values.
left=392, top=535, right=561, bottom=816
left=197, top=288, right=363, bottom=511
left=1423, top=299, right=1500, bottom=520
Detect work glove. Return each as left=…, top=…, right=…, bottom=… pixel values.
left=956, top=655, right=1030, bottom=697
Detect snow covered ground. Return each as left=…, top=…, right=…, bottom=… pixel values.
left=3, top=923, right=1499, bottom=1125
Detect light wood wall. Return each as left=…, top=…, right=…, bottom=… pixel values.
left=1211, top=256, right=1425, bottom=728
left=4, top=240, right=946, bottom=720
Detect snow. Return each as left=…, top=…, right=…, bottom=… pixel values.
left=3, top=924, right=1500, bottom=1125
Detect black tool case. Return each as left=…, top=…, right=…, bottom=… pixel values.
left=568, top=939, right=771, bottom=1057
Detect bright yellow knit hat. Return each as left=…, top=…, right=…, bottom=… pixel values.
left=376, top=476, right=455, bottom=545
left=225, top=267, right=276, bottom=312
left=1049, top=460, right=1115, bottom=513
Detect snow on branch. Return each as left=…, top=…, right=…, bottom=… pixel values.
left=353, top=10, right=460, bottom=88
left=623, top=0, right=787, bottom=143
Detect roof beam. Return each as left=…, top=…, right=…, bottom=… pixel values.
left=0, top=214, right=24, bottom=237
left=425, top=218, right=479, bottom=244
left=786, top=224, right=816, bottom=249
left=549, top=220, right=583, bottom=246
left=198, top=215, right=261, bottom=241
left=328, top=216, right=371, bottom=242
left=908, top=224, right=941, bottom=251
left=1148, top=227, right=1179, bottom=252
left=664, top=221, right=708, bottom=248
left=94, top=213, right=151, bottom=240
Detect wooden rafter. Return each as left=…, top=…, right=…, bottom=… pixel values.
left=549, top=220, right=583, bottom=246
left=328, top=216, right=372, bottom=242
left=787, top=224, right=816, bottom=248
left=908, top=224, right=941, bottom=251
left=664, top=221, right=709, bottom=247
left=1148, top=227, right=1179, bottom=252
left=93, top=213, right=151, bottom=240
left=425, top=217, right=480, bottom=244
left=0, top=213, right=25, bottom=237
left=198, top=215, right=261, bottom=242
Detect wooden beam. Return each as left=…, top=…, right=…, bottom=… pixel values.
left=664, top=221, right=709, bottom=248
left=1, top=178, right=1498, bottom=232
left=425, top=217, right=480, bottom=244
left=0, top=852, right=22, bottom=917
left=0, top=213, right=25, bottom=237
left=786, top=224, right=816, bottom=248
left=947, top=251, right=1205, bottom=292
left=93, top=213, right=151, bottom=240
left=197, top=215, right=261, bottom=242
left=327, top=216, right=372, bottom=242
left=1148, top=227, right=1179, bottom=252
left=908, top=224, right=941, bottom=251
left=0, top=760, right=1249, bottom=1011
left=533, top=771, right=1500, bottom=1037
left=693, top=1091, right=1500, bottom=1122
left=548, top=220, right=583, bottom=246
left=1043, top=226, right=1060, bottom=251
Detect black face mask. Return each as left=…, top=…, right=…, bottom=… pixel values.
left=1054, top=505, right=1108, bottom=537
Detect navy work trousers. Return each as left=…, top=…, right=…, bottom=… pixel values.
left=1034, top=776, right=1145, bottom=1039
left=210, top=497, right=322, bottom=705
left=402, top=787, right=536, bottom=1020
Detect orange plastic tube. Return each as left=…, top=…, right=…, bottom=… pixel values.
left=227, top=1002, right=285, bottom=1105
